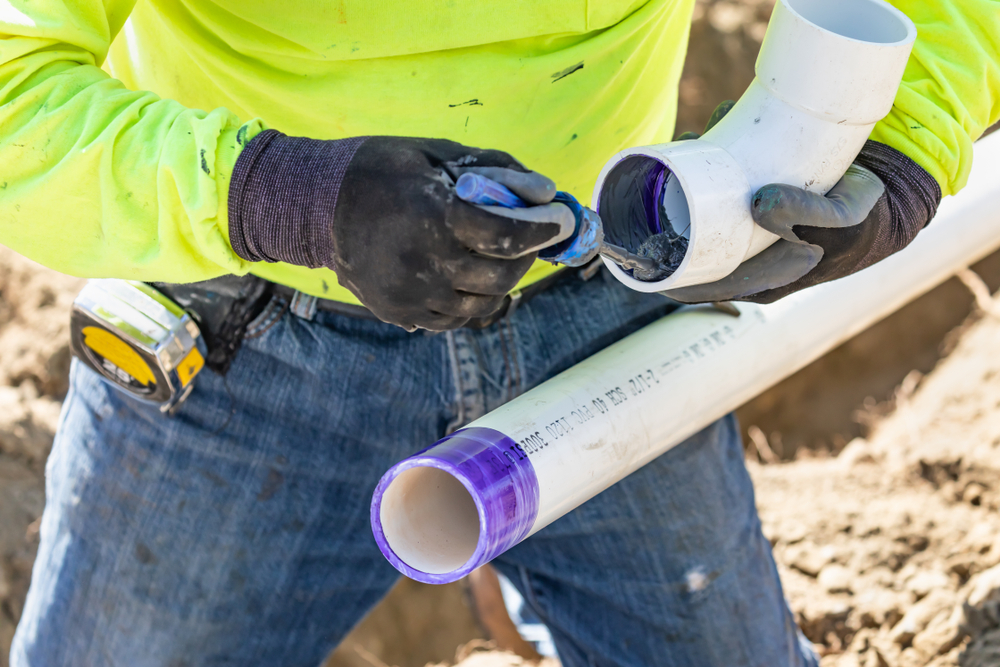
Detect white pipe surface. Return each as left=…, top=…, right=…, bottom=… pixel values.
left=593, top=0, right=916, bottom=292
left=372, top=132, right=1000, bottom=584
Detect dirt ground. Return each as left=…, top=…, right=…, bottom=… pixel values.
left=756, top=291, right=1000, bottom=667
left=0, top=247, right=84, bottom=660
left=3, top=1, right=1000, bottom=666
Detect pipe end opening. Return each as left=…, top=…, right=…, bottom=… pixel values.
left=597, top=155, right=692, bottom=283
left=784, top=0, right=912, bottom=45
left=377, top=465, right=482, bottom=576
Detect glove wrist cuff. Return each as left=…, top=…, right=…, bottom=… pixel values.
left=855, top=140, right=942, bottom=230
left=228, top=130, right=368, bottom=269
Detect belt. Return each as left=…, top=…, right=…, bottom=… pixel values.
left=154, top=258, right=602, bottom=374
left=269, top=263, right=583, bottom=330
left=153, top=275, right=272, bottom=375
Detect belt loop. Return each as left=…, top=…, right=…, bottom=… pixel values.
left=444, top=329, right=487, bottom=433
left=578, top=256, right=604, bottom=282
left=289, top=290, right=318, bottom=321
left=505, top=289, right=524, bottom=320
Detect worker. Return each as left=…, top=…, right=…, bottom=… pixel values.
left=3, top=1, right=997, bottom=665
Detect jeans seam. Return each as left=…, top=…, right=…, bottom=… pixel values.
left=514, top=565, right=562, bottom=653
left=497, top=321, right=514, bottom=402
left=515, top=565, right=541, bottom=610
left=44, top=365, right=80, bottom=479
left=446, top=329, right=487, bottom=433
left=503, top=318, right=523, bottom=397
left=445, top=330, right=466, bottom=433
left=244, top=296, right=289, bottom=339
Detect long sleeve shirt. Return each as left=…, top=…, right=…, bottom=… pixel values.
left=0, top=0, right=997, bottom=303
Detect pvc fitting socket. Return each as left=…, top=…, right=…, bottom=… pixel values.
left=593, top=0, right=916, bottom=293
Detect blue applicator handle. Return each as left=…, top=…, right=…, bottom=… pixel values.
left=455, top=173, right=527, bottom=208
left=455, top=173, right=603, bottom=267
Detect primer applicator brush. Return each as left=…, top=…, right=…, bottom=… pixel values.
left=455, top=173, right=658, bottom=273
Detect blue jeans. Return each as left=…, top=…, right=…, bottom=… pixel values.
left=11, top=269, right=818, bottom=667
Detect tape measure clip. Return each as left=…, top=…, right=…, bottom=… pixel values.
left=70, top=280, right=207, bottom=412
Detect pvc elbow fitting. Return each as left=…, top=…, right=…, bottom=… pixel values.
left=593, top=0, right=916, bottom=292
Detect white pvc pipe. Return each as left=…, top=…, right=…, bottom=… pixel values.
left=372, top=132, right=1000, bottom=584
left=593, top=0, right=916, bottom=292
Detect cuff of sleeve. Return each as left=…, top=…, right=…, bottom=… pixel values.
left=227, top=130, right=368, bottom=269
left=869, top=95, right=971, bottom=198
left=216, top=119, right=269, bottom=273
left=855, top=140, right=942, bottom=231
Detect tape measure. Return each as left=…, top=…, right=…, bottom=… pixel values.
left=70, top=280, right=207, bottom=412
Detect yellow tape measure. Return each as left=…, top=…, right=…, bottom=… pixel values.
left=82, top=326, right=158, bottom=390
left=71, top=280, right=206, bottom=412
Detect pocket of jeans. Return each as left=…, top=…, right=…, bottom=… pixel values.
left=243, top=294, right=290, bottom=339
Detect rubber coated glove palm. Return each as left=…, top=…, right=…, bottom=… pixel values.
left=228, top=132, right=574, bottom=331
left=663, top=105, right=941, bottom=304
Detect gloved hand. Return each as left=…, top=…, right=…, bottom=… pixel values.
left=228, top=131, right=574, bottom=331
left=663, top=105, right=942, bottom=304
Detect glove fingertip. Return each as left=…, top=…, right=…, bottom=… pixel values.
left=750, top=184, right=817, bottom=241
left=548, top=202, right=578, bottom=242
left=469, top=203, right=572, bottom=258
left=705, top=100, right=736, bottom=133
left=506, top=171, right=558, bottom=205
left=751, top=183, right=791, bottom=216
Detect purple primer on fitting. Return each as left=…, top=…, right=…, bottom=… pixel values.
left=371, top=426, right=539, bottom=584
left=595, top=154, right=671, bottom=253
left=645, top=163, right=669, bottom=235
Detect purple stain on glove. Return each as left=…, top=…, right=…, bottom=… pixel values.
left=538, top=192, right=604, bottom=267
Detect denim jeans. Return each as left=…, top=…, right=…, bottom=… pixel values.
left=11, top=268, right=818, bottom=667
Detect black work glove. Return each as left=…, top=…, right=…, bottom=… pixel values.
left=663, top=105, right=942, bottom=304
left=228, top=131, right=573, bottom=331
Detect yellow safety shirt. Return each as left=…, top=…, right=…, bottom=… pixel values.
left=0, top=0, right=997, bottom=303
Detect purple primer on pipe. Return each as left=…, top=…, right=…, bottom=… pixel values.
left=371, top=426, right=539, bottom=584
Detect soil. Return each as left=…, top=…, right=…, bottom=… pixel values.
left=4, top=2, right=1000, bottom=666
left=0, top=247, right=84, bottom=661
left=755, top=294, right=1000, bottom=667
